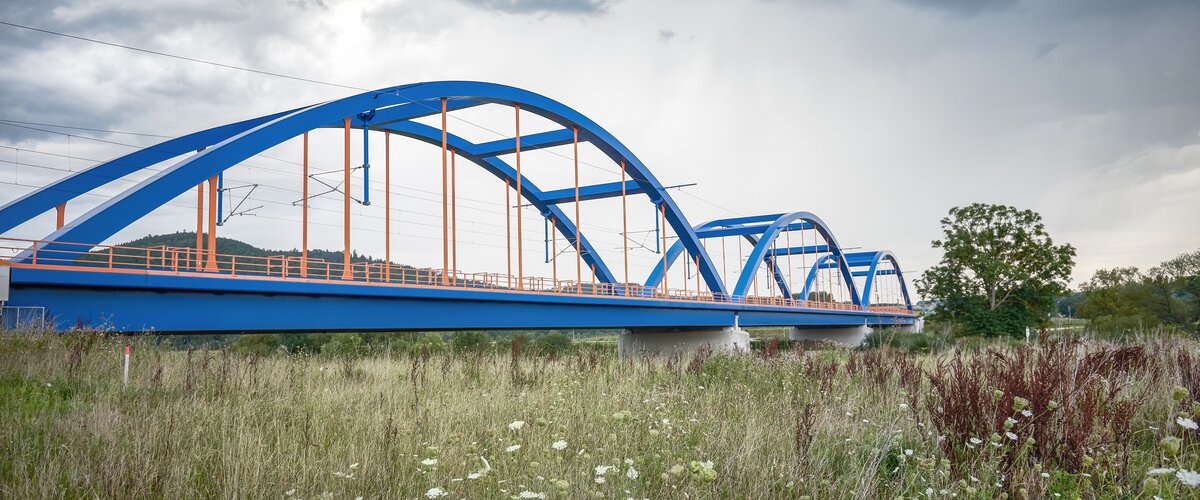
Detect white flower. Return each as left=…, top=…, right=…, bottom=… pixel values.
left=595, top=476, right=606, bottom=484
left=506, top=444, right=522, bottom=453
left=1178, top=469, right=1200, bottom=487
left=595, top=465, right=615, bottom=475
left=508, top=420, right=526, bottom=431
left=425, top=487, right=448, bottom=499
left=1005, top=417, right=1018, bottom=426
left=349, top=463, right=359, bottom=470
left=1040, top=472, right=1050, bottom=478
left=1148, top=467, right=1177, bottom=476
left=421, top=458, right=438, bottom=466
left=899, top=403, right=909, bottom=410
left=624, top=458, right=634, bottom=466
left=285, top=490, right=296, bottom=496
left=1005, top=432, right=1018, bottom=441
left=1178, top=417, right=1199, bottom=430
left=904, top=449, right=913, bottom=456
left=1021, top=409, right=1033, bottom=418
left=626, top=466, right=639, bottom=479
left=516, top=492, right=546, bottom=499
left=467, top=472, right=482, bottom=480
left=551, top=440, right=567, bottom=451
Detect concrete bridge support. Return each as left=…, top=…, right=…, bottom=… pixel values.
left=618, top=327, right=750, bottom=358
left=788, top=324, right=872, bottom=347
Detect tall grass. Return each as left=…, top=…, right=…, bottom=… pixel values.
left=2, top=330, right=1200, bottom=498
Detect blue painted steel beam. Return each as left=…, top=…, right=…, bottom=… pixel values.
left=332, top=99, right=484, bottom=128
left=853, top=270, right=897, bottom=277
left=732, top=212, right=860, bottom=305
left=473, top=128, right=577, bottom=157
left=694, top=222, right=813, bottom=239
left=539, top=180, right=646, bottom=205
left=766, top=245, right=830, bottom=257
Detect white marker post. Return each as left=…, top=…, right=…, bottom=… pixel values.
left=122, top=344, right=131, bottom=389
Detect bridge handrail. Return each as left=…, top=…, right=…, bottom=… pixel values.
left=0, top=236, right=916, bottom=317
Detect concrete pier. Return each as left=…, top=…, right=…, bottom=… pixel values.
left=788, top=324, right=872, bottom=347
left=618, top=327, right=750, bottom=357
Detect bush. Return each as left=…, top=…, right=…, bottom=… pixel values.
left=410, top=333, right=445, bottom=355
left=533, top=333, right=573, bottom=355
left=321, top=333, right=363, bottom=358
left=450, top=331, right=491, bottom=354
left=228, top=334, right=280, bottom=356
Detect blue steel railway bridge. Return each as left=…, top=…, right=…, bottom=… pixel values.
left=0, top=81, right=918, bottom=354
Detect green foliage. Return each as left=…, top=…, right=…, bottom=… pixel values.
left=532, top=332, right=573, bottom=355
left=916, top=203, right=1076, bottom=338
left=806, top=291, right=833, bottom=302
left=862, top=329, right=952, bottom=354
left=228, top=334, right=280, bottom=356
left=450, top=331, right=491, bottom=354
left=320, top=333, right=363, bottom=358
left=1078, top=250, right=1200, bottom=334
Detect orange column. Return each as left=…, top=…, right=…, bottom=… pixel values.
left=514, top=104, right=524, bottom=289
left=440, top=98, right=449, bottom=284
left=505, top=179, right=512, bottom=288
left=55, top=203, right=65, bottom=230
left=342, top=117, right=353, bottom=280
left=620, top=160, right=628, bottom=294
left=195, top=182, right=204, bottom=270
left=573, top=126, right=581, bottom=293
left=205, top=176, right=218, bottom=272
left=451, top=149, right=457, bottom=283
left=660, top=203, right=668, bottom=292
left=301, top=132, right=309, bottom=277
left=384, top=130, right=390, bottom=282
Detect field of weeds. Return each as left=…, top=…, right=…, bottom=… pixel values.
left=3, top=331, right=1200, bottom=499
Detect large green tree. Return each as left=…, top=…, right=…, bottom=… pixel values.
left=1078, top=250, right=1200, bottom=333
left=916, top=203, right=1076, bottom=337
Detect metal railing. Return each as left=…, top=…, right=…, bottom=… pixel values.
left=0, top=237, right=916, bottom=316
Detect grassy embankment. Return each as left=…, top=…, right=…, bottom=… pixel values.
left=3, top=330, right=1200, bottom=498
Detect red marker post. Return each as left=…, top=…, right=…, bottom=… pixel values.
left=122, top=344, right=131, bottom=389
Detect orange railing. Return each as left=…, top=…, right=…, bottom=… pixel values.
left=0, top=237, right=916, bottom=316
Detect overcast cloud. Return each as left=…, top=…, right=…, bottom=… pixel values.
left=1, top=0, right=1197, bottom=294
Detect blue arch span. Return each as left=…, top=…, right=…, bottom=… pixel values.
left=13, top=81, right=729, bottom=296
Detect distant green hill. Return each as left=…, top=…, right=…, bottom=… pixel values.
left=115, top=231, right=390, bottom=265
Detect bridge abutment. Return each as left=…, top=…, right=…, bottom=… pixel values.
left=618, top=327, right=750, bottom=358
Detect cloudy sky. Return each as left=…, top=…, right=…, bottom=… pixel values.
left=1, top=0, right=1197, bottom=297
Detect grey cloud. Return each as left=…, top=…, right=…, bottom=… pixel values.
left=658, top=28, right=675, bottom=42
left=454, top=0, right=612, bottom=15
left=1034, top=42, right=1058, bottom=58
left=890, top=0, right=1016, bottom=17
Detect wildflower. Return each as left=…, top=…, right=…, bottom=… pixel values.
left=551, top=440, right=568, bottom=451
left=904, top=449, right=913, bottom=456
left=467, top=473, right=482, bottom=480
left=624, top=458, right=634, bottom=466
left=648, top=429, right=660, bottom=437
left=992, top=390, right=1004, bottom=401
left=594, top=477, right=606, bottom=484
left=1161, top=436, right=1183, bottom=457
left=506, top=445, right=522, bottom=453
left=595, top=465, right=615, bottom=475
left=1148, top=468, right=1177, bottom=476
left=1004, top=417, right=1017, bottom=430
left=899, top=403, right=909, bottom=410
left=1040, top=472, right=1050, bottom=478
left=989, top=433, right=1002, bottom=443
left=968, top=437, right=983, bottom=447
left=1178, top=417, right=1199, bottom=430
left=285, top=490, right=296, bottom=496
left=509, top=420, right=526, bottom=431
left=421, top=458, right=438, bottom=466
left=1173, top=386, right=1190, bottom=402
left=349, top=463, right=360, bottom=470
left=516, top=492, right=546, bottom=499
left=1178, top=469, right=1200, bottom=487
left=669, top=464, right=686, bottom=475
left=1012, top=396, right=1029, bottom=412
left=1021, top=409, right=1033, bottom=418
left=689, top=461, right=717, bottom=482
left=1005, top=432, right=1018, bottom=441
left=627, top=466, right=638, bottom=480
left=425, top=487, right=448, bottom=499
left=554, top=480, right=569, bottom=489
left=1047, top=400, right=1059, bottom=410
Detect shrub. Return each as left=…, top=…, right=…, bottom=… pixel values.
left=321, top=333, right=363, bottom=358
left=450, top=331, right=491, bottom=354
left=228, top=334, right=279, bottom=356
left=533, top=333, right=573, bottom=355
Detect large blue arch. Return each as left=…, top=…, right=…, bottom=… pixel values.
left=731, top=212, right=860, bottom=304
left=801, top=250, right=914, bottom=310
left=8, top=82, right=729, bottom=296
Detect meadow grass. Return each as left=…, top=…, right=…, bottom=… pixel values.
left=2, top=330, right=1200, bottom=498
